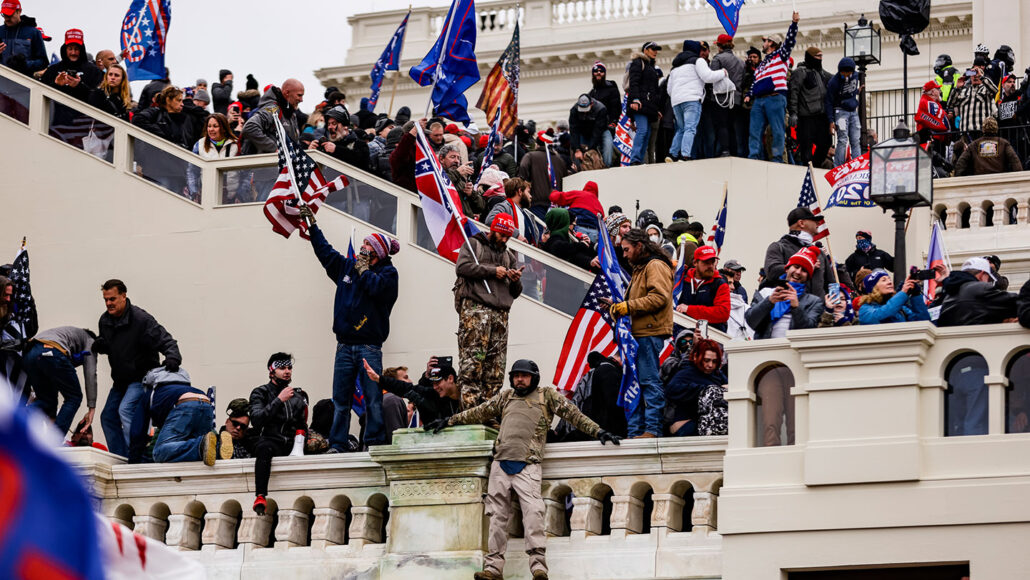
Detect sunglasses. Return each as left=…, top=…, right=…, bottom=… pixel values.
left=230, top=419, right=249, bottom=430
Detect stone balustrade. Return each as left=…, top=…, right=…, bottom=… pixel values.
left=63, top=426, right=726, bottom=579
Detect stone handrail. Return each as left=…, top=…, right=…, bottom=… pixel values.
left=64, top=427, right=726, bottom=578
left=932, top=171, right=1030, bottom=230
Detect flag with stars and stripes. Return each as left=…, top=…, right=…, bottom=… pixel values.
left=262, top=120, right=347, bottom=240
left=345, top=234, right=367, bottom=417
left=475, top=107, right=502, bottom=185
left=552, top=273, right=620, bottom=394
left=120, top=0, right=171, bottom=81
left=613, top=96, right=635, bottom=166
left=414, top=127, right=480, bottom=262
left=1, top=246, right=37, bottom=397
left=708, top=189, right=728, bottom=254
left=476, top=23, right=520, bottom=137
left=798, top=166, right=829, bottom=242
left=596, top=215, right=641, bottom=417
left=545, top=143, right=558, bottom=189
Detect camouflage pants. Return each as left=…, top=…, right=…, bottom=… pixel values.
left=457, top=299, right=509, bottom=409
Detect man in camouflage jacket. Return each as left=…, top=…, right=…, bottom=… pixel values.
left=428, top=359, right=621, bottom=580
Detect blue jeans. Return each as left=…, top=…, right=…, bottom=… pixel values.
left=748, top=94, right=787, bottom=162
left=630, top=113, right=651, bottom=164
left=834, top=108, right=862, bottom=166
left=24, top=343, right=83, bottom=435
left=100, top=381, right=144, bottom=457
left=330, top=343, right=384, bottom=450
left=152, top=401, right=215, bottom=463
left=576, top=224, right=599, bottom=244
left=599, top=129, right=614, bottom=167
left=627, top=336, right=667, bottom=437
left=670, top=101, right=702, bottom=159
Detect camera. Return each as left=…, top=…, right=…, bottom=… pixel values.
left=909, top=266, right=936, bottom=281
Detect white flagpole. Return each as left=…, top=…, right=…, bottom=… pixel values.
left=424, top=0, right=459, bottom=119
left=806, top=162, right=839, bottom=284
left=274, top=115, right=312, bottom=229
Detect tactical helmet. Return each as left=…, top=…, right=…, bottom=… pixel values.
left=508, top=359, right=541, bottom=390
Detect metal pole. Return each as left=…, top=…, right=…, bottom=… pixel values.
left=424, top=1, right=458, bottom=120
left=892, top=206, right=908, bottom=284
left=858, top=62, right=868, bottom=151
left=902, top=51, right=909, bottom=126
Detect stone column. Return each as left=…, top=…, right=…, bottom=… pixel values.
left=274, top=509, right=311, bottom=548
left=201, top=512, right=239, bottom=550
left=237, top=513, right=274, bottom=548
left=1016, top=201, right=1029, bottom=225
left=970, top=206, right=984, bottom=229
left=945, top=207, right=959, bottom=230
left=310, top=507, right=348, bottom=549
left=348, top=506, right=384, bottom=548
left=543, top=497, right=569, bottom=537
left=166, top=514, right=203, bottom=550
left=368, top=426, right=497, bottom=580
left=993, top=203, right=1008, bottom=227
left=650, top=493, right=685, bottom=533
left=569, top=497, right=603, bottom=539
left=691, top=491, right=717, bottom=533
left=608, top=495, right=644, bottom=538
left=132, top=515, right=168, bottom=543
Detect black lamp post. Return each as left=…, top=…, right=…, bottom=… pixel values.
left=869, top=121, right=933, bottom=283
left=844, top=15, right=881, bottom=149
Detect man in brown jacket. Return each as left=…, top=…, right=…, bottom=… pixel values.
left=607, top=228, right=674, bottom=438
left=454, top=213, right=524, bottom=408
left=954, top=116, right=1023, bottom=176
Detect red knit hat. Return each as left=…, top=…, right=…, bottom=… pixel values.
left=786, top=246, right=820, bottom=278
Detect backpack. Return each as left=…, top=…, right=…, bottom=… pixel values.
left=712, top=75, right=737, bottom=109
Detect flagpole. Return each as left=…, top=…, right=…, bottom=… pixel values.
left=274, top=115, right=311, bottom=228
left=714, top=182, right=727, bottom=256
left=424, top=1, right=459, bottom=120
left=807, top=162, right=839, bottom=284
left=388, top=7, right=411, bottom=117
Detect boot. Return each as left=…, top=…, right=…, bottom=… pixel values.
left=532, top=570, right=549, bottom=580
left=473, top=570, right=503, bottom=580
left=253, top=495, right=267, bottom=516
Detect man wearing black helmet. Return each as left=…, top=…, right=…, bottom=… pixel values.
left=310, top=105, right=370, bottom=172
left=933, top=54, right=958, bottom=106
left=427, top=359, right=621, bottom=580
left=986, top=45, right=1016, bottom=88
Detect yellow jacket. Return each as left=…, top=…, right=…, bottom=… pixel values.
left=625, top=256, right=674, bottom=337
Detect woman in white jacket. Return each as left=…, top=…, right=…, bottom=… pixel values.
left=666, top=40, right=727, bottom=161
left=187, top=113, right=240, bottom=202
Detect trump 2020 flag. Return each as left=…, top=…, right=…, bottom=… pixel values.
left=120, top=0, right=171, bottom=81
left=824, top=152, right=875, bottom=209
left=596, top=215, right=641, bottom=419
left=409, top=0, right=480, bottom=124
left=614, top=96, right=635, bottom=166
left=369, top=11, right=409, bottom=112
left=706, top=0, right=744, bottom=36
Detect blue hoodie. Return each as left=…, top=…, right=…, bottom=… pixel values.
left=0, top=19, right=47, bottom=73
left=825, top=57, right=861, bottom=121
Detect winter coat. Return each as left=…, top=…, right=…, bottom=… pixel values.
left=857, top=291, right=931, bottom=325
left=667, top=43, right=727, bottom=107
left=485, top=199, right=542, bottom=245
left=745, top=287, right=824, bottom=339
left=40, top=44, right=102, bottom=103
left=475, top=148, right=517, bottom=178
left=710, top=48, right=745, bottom=106
left=915, top=95, right=950, bottom=141
left=665, top=362, right=726, bottom=425
left=380, top=374, right=460, bottom=426
left=137, top=78, right=169, bottom=112
left=131, top=101, right=208, bottom=150
left=1018, top=279, right=1030, bottom=329
left=541, top=233, right=598, bottom=272
left=569, top=99, right=609, bottom=150
left=188, top=138, right=239, bottom=196
left=308, top=225, right=399, bottom=346
left=446, top=165, right=485, bottom=219
left=788, top=62, right=832, bottom=118
left=241, top=86, right=300, bottom=155
left=937, top=271, right=1017, bottom=326
left=844, top=245, right=894, bottom=280
left=549, top=181, right=604, bottom=229
left=589, top=79, right=623, bottom=127
left=31, top=326, right=97, bottom=408
left=97, top=300, right=181, bottom=387
left=625, top=254, right=674, bottom=338
left=677, top=270, right=731, bottom=331
left=0, top=17, right=47, bottom=74
left=518, top=149, right=565, bottom=209
left=211, top=79, right=233, bottom=115
left=763, top=233, right=833, bottom=294
left=325, top=131, right=371, bottom=173
left=454, top=232, right=523, bottom=312
left=825, top=68, right=861, bottom=122
left=390, top=131, right=417, bottom=193
left=626, top=52, right=661, bottom=120
left=249, top=380, right=309, bottom=444
left=553, top=354, right=626, bottom=440
left=88, top=88, right=130, bottom=121
left=954, top=135, right=1023, bottom=176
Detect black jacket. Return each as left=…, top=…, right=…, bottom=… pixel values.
left=937, top=271, right=1017, bottom=327
left=137, top=78, right=170, bottom=111
left=844, top=245, right=894, bottom=280
left=1018, top=279, right=1030, bottom=329
left=326, top=132, right=371, bottom=173
left=97, top=300, right=181, bottom=386
left=626, top=53, right=661, bottom=120
left=132, top=100, right=208, bottom=150
left=541, top=234, right=598, bottom=272
left=211, top=79, right=233, bottom=115
left=665, top=363, right=726, bottom=425
left=568, top=99, right=609, bottom=150
left=249, top=380, right=309, bottom=444
left=40, top=44, right=102, bottom=103
left=88, top=88, right=130, bottom=121
left=553, top=353, right=626, bottom=441
left=763, top=233, right=833, bottom=294
left=380, top=374, right=460, bottom=425
left=589, top=79, right=622, bottom=127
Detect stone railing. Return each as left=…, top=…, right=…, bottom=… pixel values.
left=65, top=427, right=726, bottom=579
left=933, top=171, right=1030, bottom=230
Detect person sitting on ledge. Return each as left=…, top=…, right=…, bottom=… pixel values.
left=425, top=359, right=621, bottom=580
left=363, top=356, right=461, bottom=427
left=218, top=398, right=254, bottom=459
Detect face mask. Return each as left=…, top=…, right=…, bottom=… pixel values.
left=315, top=121, right=325, bottom=129
left=796, top=231, right=814, bottom=245
left=856, top=239, right=872, bottom=252
left=649, top=234, right=661, bottom=244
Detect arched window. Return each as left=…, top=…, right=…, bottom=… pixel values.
left=945, top=353, right=989, bottom=436
left=1006, top=350, right=1030, bottom=434
left=755, top=364, right=795, bottom=447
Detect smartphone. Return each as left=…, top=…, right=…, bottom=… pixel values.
left=828, top=282, right=840, bottom=302
left=435, top=356, right=453, bottom=368
left=697, top=320, right=709, bottom=339
left=909, top=266, right=936, bottom=281
left=774, top=279, right=790, bottom=289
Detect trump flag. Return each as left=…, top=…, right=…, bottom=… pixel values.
left=824, top=153, right=875, bottom=209
left=120, top=0, right=171, bottom=81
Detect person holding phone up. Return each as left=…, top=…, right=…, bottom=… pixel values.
left=745, top=247, right=825, bottom=339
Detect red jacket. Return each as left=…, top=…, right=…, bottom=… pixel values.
left=549, top=180, right=604, bottom=225
left=915, top=95, right=949, bottom=141
left=679, top=270, right=731, bottom=327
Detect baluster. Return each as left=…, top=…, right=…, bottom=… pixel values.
left=945, top=207, right=959, bottom=230
left=349, top=506, right=384, bottom=548
left=690, top=491, right=717, bottom=533
left=1017, top=200, right=1029, bottom=224
left=969, top=206, right=984, bottom=229
left=201, top=512, right=239, bottom=550
left=274, top=509, right=311, bottom=548
left=132, top=515, right=169, bottom=543
left=543, top=497, right=569, bottom=536
left=569, top=497, right=603, bottom=539
left=237, top=513, right=274, bottom=548
left=166, top=514, right=203, bottom=550
left=311, top=507, right=349, bottom=549
left=650, top=494, right=686, bottom=532
left=609, top=495, right=644, bottom=537
left=993, top=202, right=1007, bottom=226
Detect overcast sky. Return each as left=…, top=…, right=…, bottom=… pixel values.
left=30, top=0, right=450, bottom=104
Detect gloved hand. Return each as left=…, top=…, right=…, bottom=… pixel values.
left=298, top=204, right=316, bottom=225
left=609, top=302, right=629, bottom=318
left=424, top=418, right=449, bottom=434
left=164, top=359, right=180, bottom=373
left=91, top=337, right=109, bottom=354
left=355, top=252, right=371, bottom=274
left=598, top=430, right=622, bottom=446
left=788, top=114, right=798, bottom=128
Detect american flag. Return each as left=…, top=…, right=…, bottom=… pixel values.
left=475, top=23, right=520, bottom=137
left=346, top=234, right=367, bottom=416
left=596, top=215, right=641, bottom=417
left=672, top=242, right=687, bottom=306
left=798, top=166, right=829, bottom=242
left=475, top=106, right=502, bottom=185
left=1, top=246, right=37, bottom=397
left=708, top=188, right=728, bottom=253
left=544, top=143, right=558, bottom=189
left=553, top=273, right=619, bottom=393
left=613, top=96, right=634, bottom=166
left=263, top=118, right=347, bottom=239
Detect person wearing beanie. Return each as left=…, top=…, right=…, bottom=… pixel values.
left=788, top=46, right=832, bottom=167
left=587, top=60, right=622, bottom=166
left=954, top=116, right=1023, bottom=176
left=745, top=246, right=823, bottom=446
left=844, top=230, right=894, bottom=281
left=296, top=204, right=400, bottom=454
left=212, top=69, right=234, bottom=115
left=474, top=129, right=517, bottom=177
left=453, top=213, right=524, bottom=410
left=192, top=88, right=211, bottom=109
left=40, top=28, right=102, bottom=102
left=217, top=397, right=255, bottom=459
left=856, top=269, right=931, bottom=325
left=366, top=117, right=396, bottom=179
left=569, top=94, right=609, bottom=161
left=825, top=57, right=861, bottom=166
left=356, top=96, right=377, bottom=130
